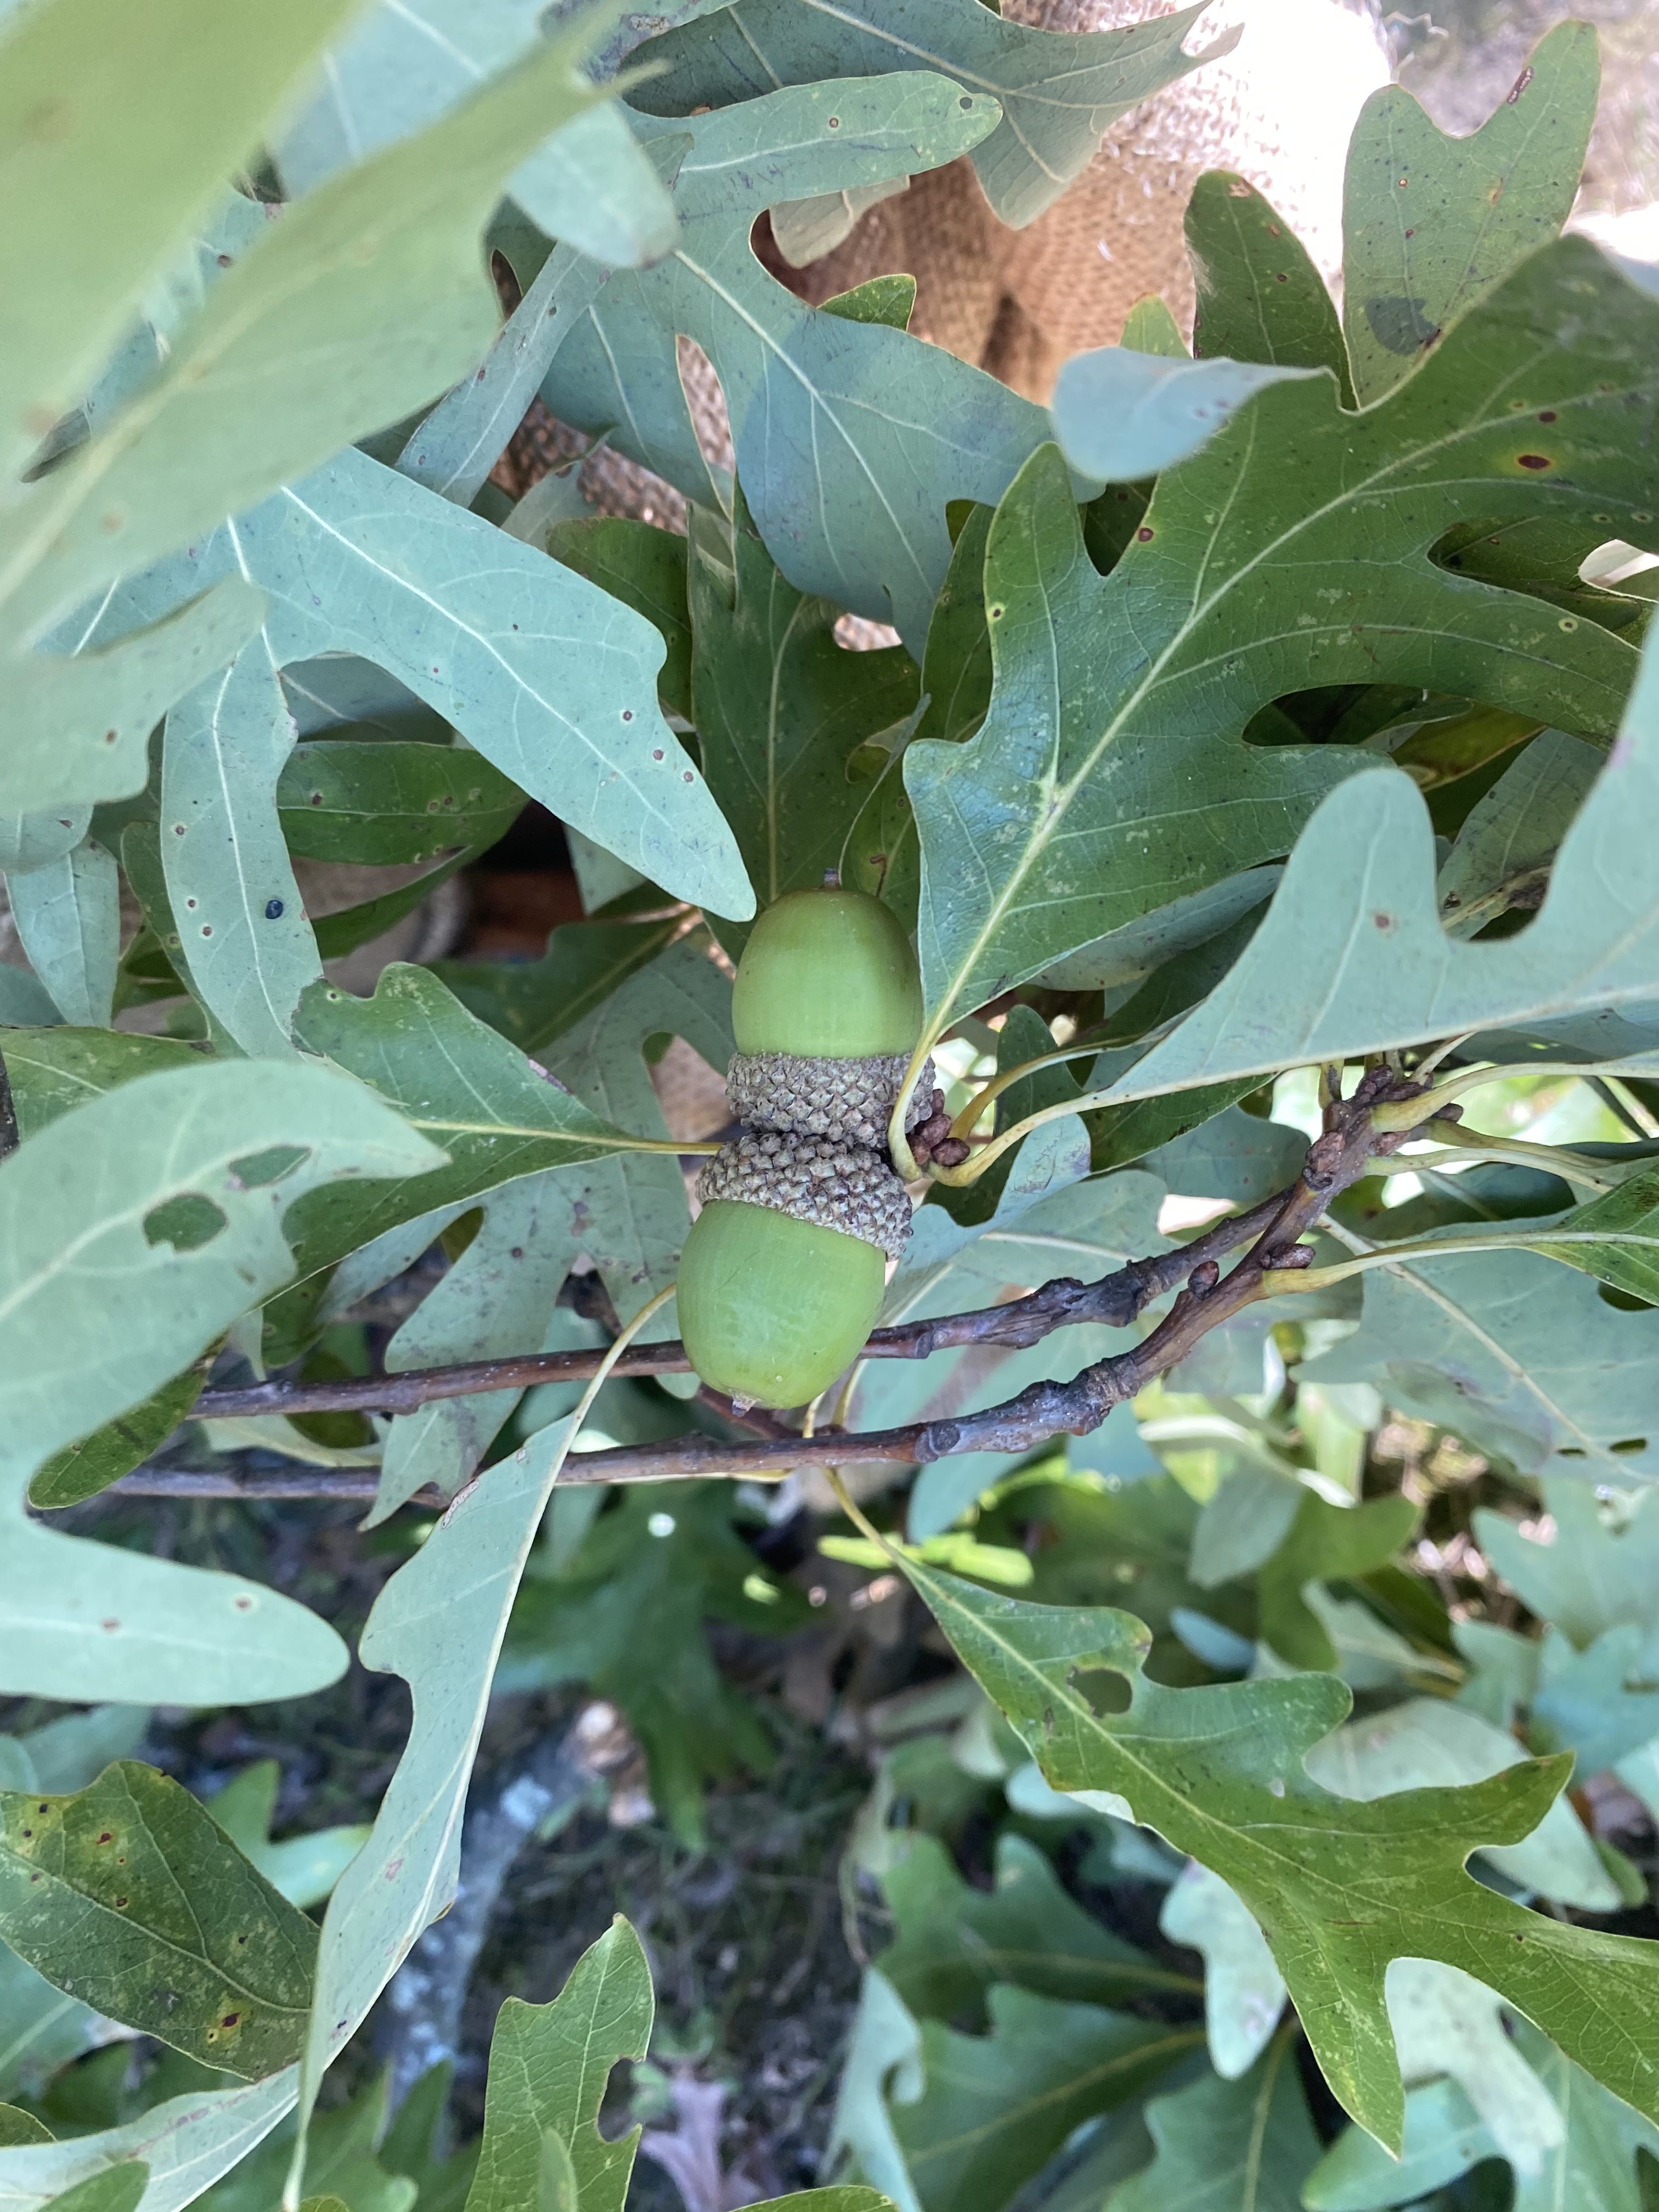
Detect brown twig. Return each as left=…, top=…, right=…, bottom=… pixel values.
left=105, top=1088, right=1429, bottom=1510
left=189, top=1194, right=1288, bottom=1423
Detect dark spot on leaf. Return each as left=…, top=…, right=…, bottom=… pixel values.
left=1373, top=912, right=1393, bottom=931
left=264, top=898, right=284, bottom=919
left=1136, top=527, right=1154, bottom=543
left=652, top=748, right=664, bottom=761
left=143, top=1194, right=229, bottom=1252
left=114, top=1897, right=128, bottom=1910
left=104, top=728, right=117, bottom=743
left=827, top=115, right=839, bottom=127
left=622, top=709, right=633, bottom=722
left=221, top=2013, right=240, bottom=2029
left=1364, top=295, right=1440, bottom=354
left=1516, top=453, right=1552, bottom=469
left=958, top=95, right=972, bottom=110
left=234, top=1594, right=253, bottom=1611
left=101, top=1621, right=119, bottom=1634
left=1274, top=270, right=1288, bottom=283
left=20, top=1830, right=30, bottom=1839
left=97, top=1832, right=113, bottom=1845
left=1508, top=63, right=1533, bottom=101
left=1538, top=410, right=1557, bottom=424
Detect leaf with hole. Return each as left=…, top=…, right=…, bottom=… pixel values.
left=907, top=236, right=1659, bottom=1054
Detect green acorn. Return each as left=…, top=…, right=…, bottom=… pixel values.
left=678, top=884, right=930, bottom=1409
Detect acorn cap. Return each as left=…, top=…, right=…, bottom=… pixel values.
left=726, top=1052, right=938, bottom=1152
left=732, top=885, right=923, bottom=1058
left=693, top=1128, right=913, bottom=1263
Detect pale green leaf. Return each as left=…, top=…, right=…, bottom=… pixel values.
left=1342, top=21, right=1600, bottom=404
left=0, top=1763, right=314, bottom=2080
left=633, top=0, right=1230, bottom=227
left=895, top=1560, right=1659, bottom=2149
left=7, top=839, right=118, bottom=1028
left=1052, top=348, right=1316, bottom=484
left=0, top=810, right=90, bottom=876
left=1301, top=1695, right=1617, bottom=1911
left=10, top=1711, right=151, bottom=1797
left=1159, top=1864, right=1285, bottom=2079
left=1302, top=1235, right=1659, bottom=1486
left=0, top=2077, right=294, bottom=2212
left=1385, top=1959, right=1563, bottom=2176
left=207, top=1764, right=368, bottom=1914
left=398, top=247, right=607, bottom=511
left=0, top=1945, right=109, bottom=2106
left=1254, top=1492, right=1419, bottom=1671
left=162, top=648, right=319, bottom=1057
left=1106, top=2031, right=1318, bottom=2211
left=0, top=1056, right=441, bottom=1470
left=2, top=580, right=264, bottom=817
left=1306, top=2023, right=1659, bottom=2212
left=1474, top=1483, right=1659, bottom=1668
left=908, top=236, right=1659, bottom=1047
left=1083, top=621, right=1659, bottom=1114
left=273, top=1, right=676, bottom=267
left=291, top=1417, right=584, bottom=2186
left=87, top=446, right=751, bottom=917
left=540, top=78, right=1053, bottom=647
left=0, top=0, right=354, bottom=476
left=203, top=2057, right=417, bottom=2212
left=463, top=1919, right=652, bottom=2212
left=0, top=1058, right=439, bottom=1706
left=3, top=13, right=629, bottom=649
left=827, top=1971, right=924, bottom=2212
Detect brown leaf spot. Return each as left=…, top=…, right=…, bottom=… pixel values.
left=1516, top=454, right=1553, bottom=470
left=1373, top=911, right=1393, bottom=932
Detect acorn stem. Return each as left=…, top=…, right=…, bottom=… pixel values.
left=947, top=1042, right=1113, bottom=1142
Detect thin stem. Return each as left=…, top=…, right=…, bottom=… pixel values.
left=1369, top=1059, right=1659, bottom=1133
left=1600, top=1075, right=1659, bottom=1139
left=1261, top=1226, right=1659, bottom=1295
left=947, top=1043, right=1105, bottom=1142
left=1410, top=1031, right=1478, bottom=1084
left=927, top=1086, right=1124, bottom=1186
left=1385, top=1124, right=1623, bottom=1192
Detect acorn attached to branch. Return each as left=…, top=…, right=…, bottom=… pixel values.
left=678, top=882, right=940, bottom=1409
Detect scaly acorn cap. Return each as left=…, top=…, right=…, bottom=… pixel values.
left=693, top=1130, right=913, bottom=1263
left=732, top=885, right=923, bottom=1058
left=725, top=1051, right=939, bottom=1152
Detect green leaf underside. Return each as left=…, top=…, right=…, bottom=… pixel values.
left=0, top=1763, right=315, bottom=2078
left=911, top=236, right=1659, bottom=1035
left=631, top=0, right=1224, bottom=227
left=899, top=1559, right=1659, bottom=2150
left=1086, top=616, right=1659, bottom=1111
